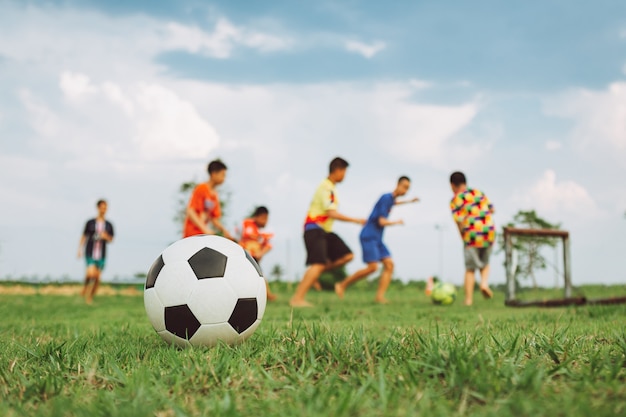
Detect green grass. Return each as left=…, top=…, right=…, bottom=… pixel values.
left=1, top=282, right=626, bottom=417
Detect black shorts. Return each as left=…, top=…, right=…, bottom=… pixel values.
left=304, top=228, right=352, bottom=265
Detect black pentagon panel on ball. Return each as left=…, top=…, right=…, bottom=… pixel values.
left=145, top=254, right=164, bottom=289
left=244, top=250, right=263, bottom=277
left=188, top=247, right=228, bottom=279
left=165, top=305, right=201, bottom=339
left=228, top=298, right=258, bottom=334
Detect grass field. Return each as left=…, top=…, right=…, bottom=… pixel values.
left=1, top=281, right=625, bottom=417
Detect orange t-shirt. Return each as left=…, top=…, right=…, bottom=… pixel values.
left=183, top=183, right=221, bottom=238
left=239, top=218, right=273, bottom=259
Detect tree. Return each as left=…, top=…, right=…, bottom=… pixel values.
left=498, top=210, right=560, bottom=289
left=269, top=264, right=284, bottom=282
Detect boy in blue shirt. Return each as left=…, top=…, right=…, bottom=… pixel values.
left=335, top=176, right=418, bottom=303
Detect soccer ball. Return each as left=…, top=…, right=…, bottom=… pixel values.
left=144, top=235, right=267, bottom=347
left=431, top=282, right=457, bottom=305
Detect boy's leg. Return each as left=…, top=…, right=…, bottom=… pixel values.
left=86, top=268, right=101, bottom=304
left=335, top=262, right=378, bottom=299
left=479, top=264, right=493, bottom=298
left=290, top=264, right=325, bottom=307
left=463, top=246, right=483, bottom=306
left=265, top=279, right=277, bottom=301
left=478, top=247, right=493, bottom=299
left=324, top=253, right=354, bottom=271
left=425, top=276, right=434, bottom=296
left=464, top=269, right=476, bottom=306
left=82, top=263, right=97, bottom=299
left=291, top=229, right=327, bottom=306
left=375, top=257, right=394, bottom=304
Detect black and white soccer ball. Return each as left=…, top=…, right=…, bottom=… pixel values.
left=144, top=235, right=267, bottom=347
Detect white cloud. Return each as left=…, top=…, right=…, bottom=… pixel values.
left=59, top=71, right=98, bottom=101
left=545, top=140, right=562, bottom=151
left=511, top=170, right=601, bottom=219
left=375, top=87, right=482, bottom=166
left=132, top=83, right=219, bottom=160
left=409, top=78, right=432, bottom=90
left=544, top=82, right=626, bottom=152
left=56, top=73, right=221, bottom=162
left=18, top=89, right=60, bottom=137
left=345, top=40, right=386, bottom=58
left=164, top=18, right=292, bottom=58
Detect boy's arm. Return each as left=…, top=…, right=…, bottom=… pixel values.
left=101, top=224, right=114, bottom=243
left=395, top=197, right=420, bottom=205
left=186, top=206, right=214, bottom=235
left=378, top=217, right=404, bottom=227
left=327, top=209, right=366, bottom=225
left=77, top=234, right=86, bottom=258
left=455, top=221, right=464, bottom=239
left=210, top=217, right=234, bottom=240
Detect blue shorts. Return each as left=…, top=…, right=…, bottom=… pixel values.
left=86, top=257, right=106, bottom=270
left=361, top=237, right=390, bottom=263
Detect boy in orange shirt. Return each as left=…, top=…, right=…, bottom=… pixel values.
left=238, top=206, right=277, bottom=301
left=183, top=159, right=234, bottom=240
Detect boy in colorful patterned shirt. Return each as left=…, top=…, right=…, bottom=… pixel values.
left=450, top=171, right=495, bottom=306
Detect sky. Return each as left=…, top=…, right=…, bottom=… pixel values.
left=1, top=0, right=625, bottom=288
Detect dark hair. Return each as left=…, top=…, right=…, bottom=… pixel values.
left=398, top=176, right=411, bottom=184
left=96, top=199, right=107, bottom=207
left=329, top=157, right=349, bottom=173
left=450, top=171, right=466, bottom=186
left=207, top=159, right=227, bottom=174
left=252, top=206, right=269, bottom=217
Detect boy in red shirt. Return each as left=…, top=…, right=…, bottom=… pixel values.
left=238, top=206, right=277, bottom=301
left=183, top=159, right=234, bottom=240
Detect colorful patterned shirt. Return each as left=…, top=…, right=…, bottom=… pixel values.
left=304, top=178, right=338, bottom=232
left=450, top=188, right=495, bottom=248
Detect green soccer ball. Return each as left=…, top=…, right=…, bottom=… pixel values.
left=431, top=282, right=457, bottom=305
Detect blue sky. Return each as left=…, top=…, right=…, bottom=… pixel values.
left=1, top=0, right=625, bottom=288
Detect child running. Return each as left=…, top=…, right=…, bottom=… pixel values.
left=77, top=199, right=114, bottom=304
left=238, top=206, right=278, bottom=301
left=183, top=159, right=234, bottom=240
left=335, top=176, right=418, bottom=303
left=289, top=157, right=366, bottom=307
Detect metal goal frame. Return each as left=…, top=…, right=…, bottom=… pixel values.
left=503, top=227, right=572, bottom=303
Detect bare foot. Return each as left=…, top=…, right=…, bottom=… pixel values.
left=312, top=282, right=322, bottom=291
left=289, top=299, right=314, bottom=308
left=335, top=283, right=345, bottom=300
left=85, top=297, right=93, bottom=305
left=480, top=286, right=493, bottom=299
left=267, top=292, right=278, bottom=302
left=374, top=298, right=389, bottom=304
left=464, top=299, right=473, bottom=306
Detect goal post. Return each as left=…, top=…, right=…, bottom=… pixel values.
left=503, top=227, right=572, bottom=302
